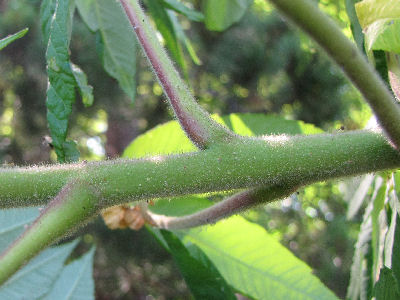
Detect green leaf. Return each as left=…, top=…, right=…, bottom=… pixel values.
left=163, top=0, right=204, bottom=22
left=355, top=0, right=400, bottom=53
left=42, top=247, right=95, bottom=300
left=347, top=201, right=374, bottom=300
left=387, top=52, right=400, bottom=100
left=168, top=10, right=202, bottom=65
left=0, top=207, right=40, bottom=253
left=203, top=0, right=253, bottom=31
left=181, top=216, right=338, bottom=300
left=123, top=113, right=322, bottom=158
left=373, top=267, right=400, bottom=300
left=0, top=28, right=29, bottom=51
left=71, top=63, right=94, bottom=107
left=144, top=0, right=186, bottom=71
left=0, top=241, right=78, bottom=299
left=149, top=195, right=213, bottom=216
left=41, top=0, right=79, bottom=163
left=364, top=19, right=400, bottom=53
left=392, top=212, right=400, bottom=290
left=161, top=230, right=236, bottom=299
left=75, top=0, right=137, bottom=102
left=355, top=0, right=400, bottom=29
left=346, top=174, right=374, bottom=220
left=371, top=176, right=387, bottom=279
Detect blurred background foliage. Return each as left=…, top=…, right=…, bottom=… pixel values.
left=0, top=0, right=374, bottom=298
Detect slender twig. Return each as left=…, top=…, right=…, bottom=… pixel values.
left=0, top=180, right=99, bottom=285
left=119, top=0, right=237, bottom=149
left=144, top=185, right=299, bottom=230
left=267, top=0, right=400, bottom=149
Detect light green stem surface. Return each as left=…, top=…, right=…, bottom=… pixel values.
left=268, top=0, right=400, bottom=149
left=1, top=131, right=399, bottom=208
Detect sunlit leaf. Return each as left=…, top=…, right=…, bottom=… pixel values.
left=355, top=0, right=400, bottom=53
left=123, top=113, right=322, bottom=158
left=76, top=0, right=137, bottom=102
left=42, top=247, right=95, bottom=300
left=355, top=0, right=400, bottom=28
left=203, top=0, right=253, bottom=31
left=0, top=28, right=29, bottom=51
left=0, top=241, right=78, bottom=299
left=181, top=216, right=338, bottom=300
left=387, top=52, right=400, bottom=100
left=161, top=230, right=236, bottom=299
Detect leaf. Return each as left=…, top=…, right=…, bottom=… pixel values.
left=364, top=19, right=400, bottom=53
left=168, top=10, right=202, bottom=65
left=371, top=176, right=387, bottom=279
left=0, top=207, right=40, bottom=253
left=355, top=0, right=400, bottom=54
left=144, top=0, right=186, bottom=71
left=347, top=201, right=374, bottom=300
left=347, top=174, right=374, bottom=220
left=392, top=211, right=400, bottom=290
left=75, top=0, right=137, bottom=102
left=355, top=0, right=400, bottom=29
left=387, top=52, right=400, bottom=100
left=161, top=230, right=236, bottom=299
left=41, top=0, right=79, bottom=163
left=71, top=63, right=94, bottom=107
left=42, top=247, right=95, bottom=300
left=123, top=113, right=322, bottom=158
left=181, top=216, right=338, bottom=300
left=373, top=267, right=400, bottom=300
left=202, top=0, right=253, bottom=31
left=149, top=195, right=213, bottom=216
left=0, top=28, right=29, bottom=51
left=163, top=0, right=204, bottom=22
left=0, top=241, right=78, bottom=299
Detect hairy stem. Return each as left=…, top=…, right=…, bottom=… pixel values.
left=1, top=131, right=399, bottom=208
left=120, top=0, right=237, bottom=149
left=0, top=180, right=99, bottom=285
left=268, top=0, right=400, bottom=149
left=146, top=184, right=299, bottom=229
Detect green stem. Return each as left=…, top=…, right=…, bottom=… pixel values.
left=1, top=131, right=399, bottom=208
left=0, top=180, right=99, bottom=285
left=146, top=184, right=299, bottom=229
left=267, top=0, right=400, bottom=149
left=120, top=0, right=237, bottom=149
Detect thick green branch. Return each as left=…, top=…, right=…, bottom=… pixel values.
left=268, top=0, right=400, bottom=149
left=120, top=0, right=237, bottom=149
left=0, top=180, right=99, bottom=285
left=1, top=131, right=399, bottom=208
left=146, top=185, right=299, bottom=229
